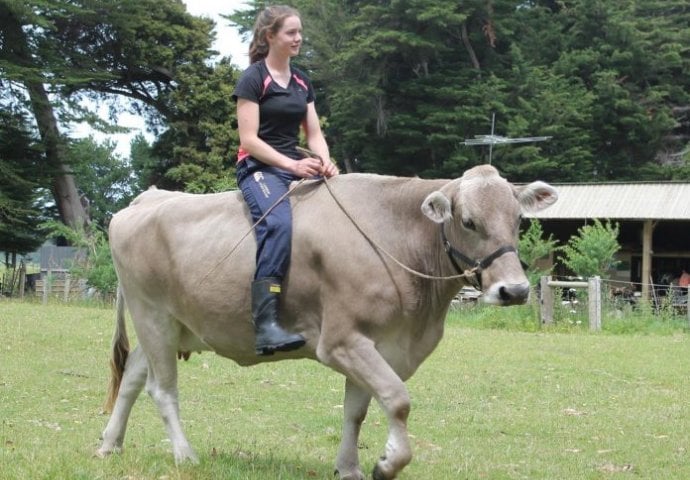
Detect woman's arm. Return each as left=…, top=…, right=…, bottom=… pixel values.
left=236, top=98, right=323, bottom=178
left=303, top=102, right=339, bottom=177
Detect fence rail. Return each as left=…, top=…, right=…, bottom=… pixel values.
left=35, top=274, right=88, bottom=303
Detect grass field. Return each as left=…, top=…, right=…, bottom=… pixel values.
left=2, top=301, right=690, bottom=479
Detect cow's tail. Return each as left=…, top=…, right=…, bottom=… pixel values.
left=103, top=286, right=130, bottom=413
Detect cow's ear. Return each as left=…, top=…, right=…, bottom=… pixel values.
left=515, top=181, right=558, bottom=212
left=421, top=191, right=452, bottom=224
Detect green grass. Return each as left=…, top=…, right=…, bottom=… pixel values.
left=2, top=301, right=690, bottom=479
left=449, top=298, right=690, bottom=336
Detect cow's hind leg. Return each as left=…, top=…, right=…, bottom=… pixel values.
left=98, top=345, right=148, bottom=457
left=334, top=378, right=371, bottom=480
left=135, top=315, right=198, bottom=464
left=319, top=336, right=412, bottom=480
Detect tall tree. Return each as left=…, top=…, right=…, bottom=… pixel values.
left=0, top=109, right=45, bottom=258
left=1, top=1, right=88, bottom=228
left=0, top=0, right=219, bottom=228
left=230, top=0, right=690, bottom=182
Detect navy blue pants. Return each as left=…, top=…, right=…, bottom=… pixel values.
left=237, top=159, right=299, bottom=281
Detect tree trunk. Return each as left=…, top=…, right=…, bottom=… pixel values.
left=26, top=82, right=90, bottom=229
left=461, top=22, right=481, bottom=71
left=2, top=5, right=89, bottom=230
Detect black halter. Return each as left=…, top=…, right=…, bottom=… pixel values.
left=440, top=224, right=519, bottom=290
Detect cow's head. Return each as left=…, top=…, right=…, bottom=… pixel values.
left=421, top=165, right=557, bottom=305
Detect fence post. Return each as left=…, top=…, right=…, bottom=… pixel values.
left=588, top=276, right=602, bottom=331
left=63, top=274, right=71, bottom=302
left=540, top=275, right=554, bottom=325
left=19, top=263, right=26, bottom=299
left=42, top=270, right=51, bottom=305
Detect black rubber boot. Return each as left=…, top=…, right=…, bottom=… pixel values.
left=251, top=278, right=306, bottom=356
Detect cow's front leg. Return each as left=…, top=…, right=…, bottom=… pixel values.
left=334, top=378, right=371, bottom=480
left=318, top=336, right=412, bottom=480
left=97, top=345, right=147, bottom=457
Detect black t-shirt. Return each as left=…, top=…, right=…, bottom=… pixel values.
left=232, top=60, right=315, bottom=162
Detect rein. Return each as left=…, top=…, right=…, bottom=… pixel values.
left=319, top=176, right=475, bottom=282
left=198, top=177, right=308, bottom=285
left=203, top=147, right=515, bottom=287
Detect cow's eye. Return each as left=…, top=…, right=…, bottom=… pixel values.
left=462, top=218, right=476, bottom=231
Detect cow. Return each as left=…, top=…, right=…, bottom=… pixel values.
left=97, top=164, right=557, bottom=480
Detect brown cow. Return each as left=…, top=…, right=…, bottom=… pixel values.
left=97, top=165, right=557, bottom=479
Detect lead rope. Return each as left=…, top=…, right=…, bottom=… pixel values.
left=198, top=177, right=309, bottom=286
left=297, top=148, right=477, bottom=283
left=201, top=149, right=478, bottom=286
left=319, top=174, right=477, bottom=282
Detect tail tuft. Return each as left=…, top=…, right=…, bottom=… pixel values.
left=102, top=287, right=130, bottom=413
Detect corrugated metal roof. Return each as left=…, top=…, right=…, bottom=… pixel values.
left=528, top=182, right=690, bottom=220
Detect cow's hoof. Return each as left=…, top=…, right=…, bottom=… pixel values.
left=333, top=468, right=365, bottom=480
left=94, top=445, right=121, bottom=458
left=372, top=463, right=391, bottom=480
left=173, top=451, right=199, bottom=465
left=94, top=449, right=108, bottom=459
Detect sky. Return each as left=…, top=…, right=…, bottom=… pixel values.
left=184, top=0, right=250, bottom=69
left=71, top=0, right=250, bottom=156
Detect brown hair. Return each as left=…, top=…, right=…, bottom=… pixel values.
left=248, top=5, right=301, bottom=64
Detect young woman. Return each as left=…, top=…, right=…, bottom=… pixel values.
left=232, top=5, right=338, bottom=356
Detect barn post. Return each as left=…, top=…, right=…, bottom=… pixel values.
left=540, top=275, right=554, bottom=325
left=588, top=276, right=602, bottom=331
left=640, top=220, right=655, bottom=303
left=686, top=286, right=690, bottom=325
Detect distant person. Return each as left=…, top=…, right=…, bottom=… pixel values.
left=679, top=269, right=690, bottom=288
left=232, top=5, right=338, bottom=356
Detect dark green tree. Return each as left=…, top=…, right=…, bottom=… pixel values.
left=0, top=110, right=46, bottom=259
left=0, top=0, right=222, bottom=228
left=229, top=0, right=690, bottom=182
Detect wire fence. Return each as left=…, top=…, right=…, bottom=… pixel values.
left=450, top=275, right=690, bottom=331
left=539, top=275, right=689, bottom=328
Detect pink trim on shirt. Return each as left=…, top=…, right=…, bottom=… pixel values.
left=292, top=73, right=308, bottom=91
left=237, top=147, right=250, bottom=163
left=260, top=75, right=272, bottom=99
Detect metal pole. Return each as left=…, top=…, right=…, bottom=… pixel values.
left=488, top=113, right=495, bottom=164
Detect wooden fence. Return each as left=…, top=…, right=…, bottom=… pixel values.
left=35, top=273, right=87, bottom=303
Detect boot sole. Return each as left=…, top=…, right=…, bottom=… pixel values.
left=256, top=339, right=306, bottom=356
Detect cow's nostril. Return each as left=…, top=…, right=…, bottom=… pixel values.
left=499, top=284, right=530, bottom=303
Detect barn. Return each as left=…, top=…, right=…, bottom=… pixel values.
left=528, top=181, right=690, bottom=301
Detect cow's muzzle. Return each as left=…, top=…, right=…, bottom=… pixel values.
left=440, top=225, right=524, bottom=291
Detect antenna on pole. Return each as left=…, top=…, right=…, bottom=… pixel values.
left=464, top=113, right=552, bottom=164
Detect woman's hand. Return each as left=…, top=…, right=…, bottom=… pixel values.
left=321, top=160, right=339, bottom=178
left=291, top=155, right=340, bottom=178
left=291, top=156, right=325, bottom=178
